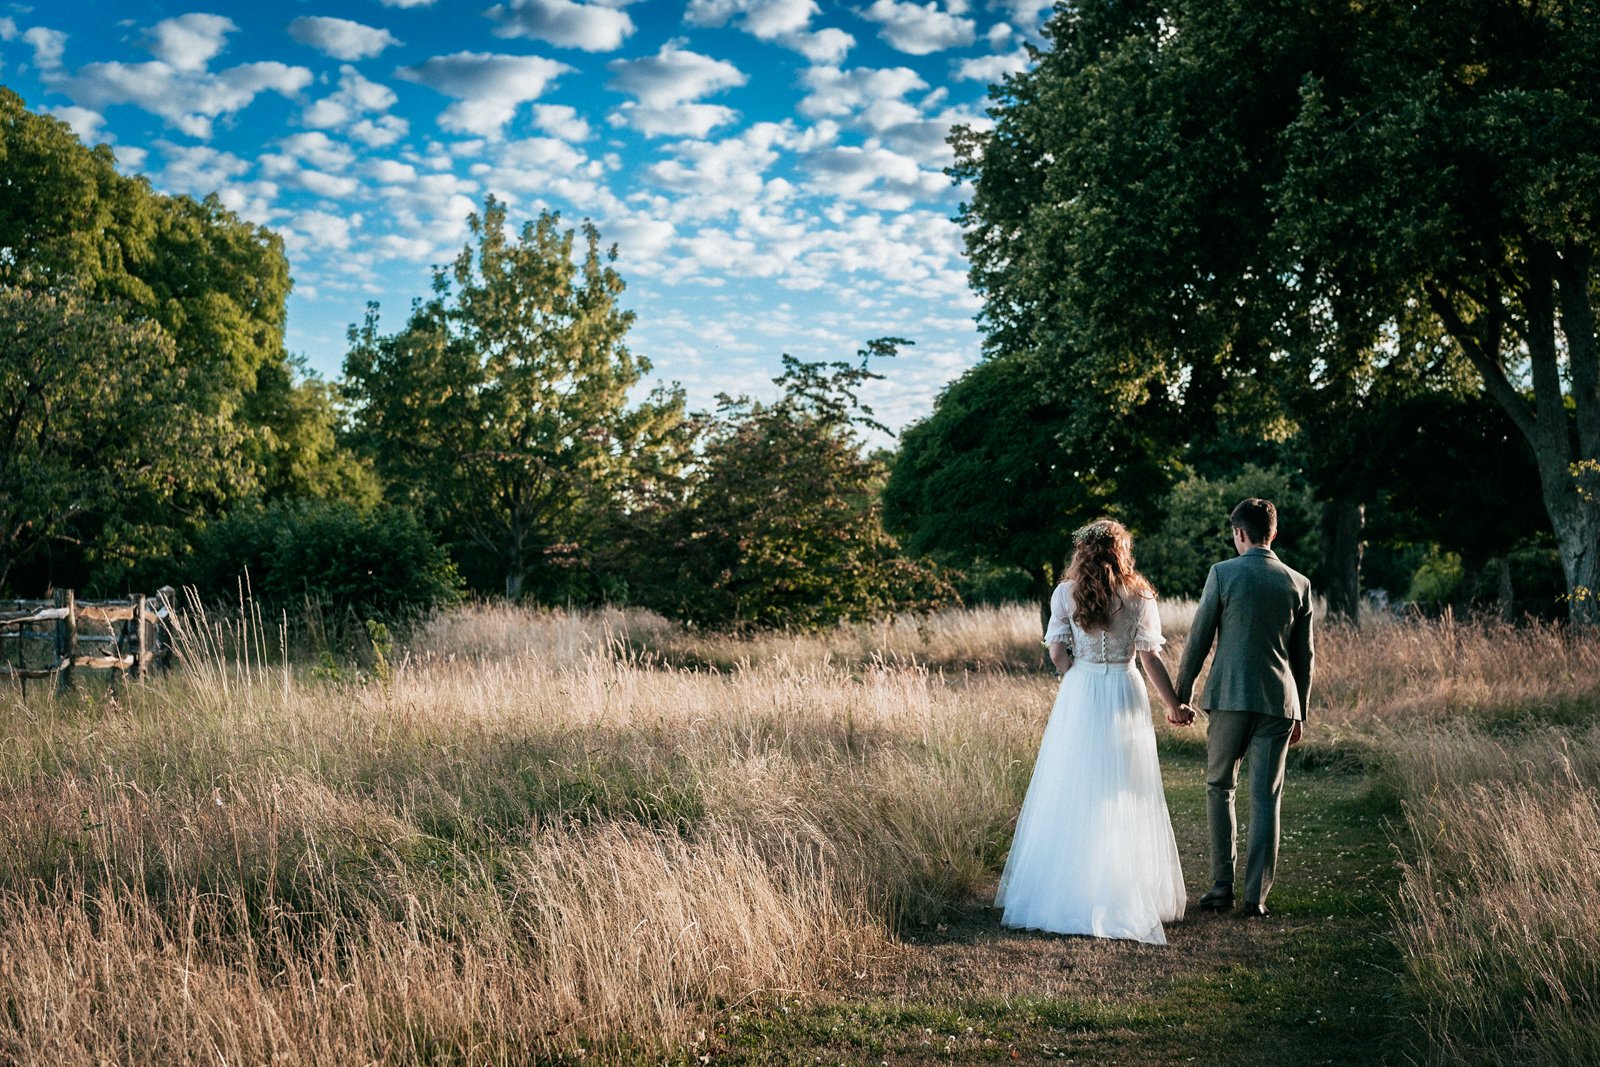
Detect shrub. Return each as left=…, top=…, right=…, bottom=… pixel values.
left=191, top=501, right=462, bottom=618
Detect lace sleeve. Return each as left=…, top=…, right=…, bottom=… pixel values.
left=1044, top=583, right=1074, bottom=649
left=1133, top=593, right=1165, bottom=652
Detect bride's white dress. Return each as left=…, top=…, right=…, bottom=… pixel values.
left=995, top=581, right=1186, bottom=944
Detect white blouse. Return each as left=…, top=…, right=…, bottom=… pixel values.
left=1044, top=581, right=1165, bottom=663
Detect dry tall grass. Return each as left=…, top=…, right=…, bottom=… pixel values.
left=1370, top=626, right=1600, bottom=1067
left=0, top=601, right=1053, bottom=1064
left=3, top=599, right=1596, bottom=1065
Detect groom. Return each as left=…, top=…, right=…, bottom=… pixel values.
left=1174, top=498, right=1315, bottom=919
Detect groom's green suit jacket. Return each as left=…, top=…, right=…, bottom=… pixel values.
left=1175, top=547, right=1316, bottom=721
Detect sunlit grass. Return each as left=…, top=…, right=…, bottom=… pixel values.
left=0, top=600, right=1595, bottom=1064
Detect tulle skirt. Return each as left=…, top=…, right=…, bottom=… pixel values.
left=995, top=660, right=1186, bottom=944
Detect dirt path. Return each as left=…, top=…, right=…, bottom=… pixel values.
left=719, top=750, right=1408, bottom=1066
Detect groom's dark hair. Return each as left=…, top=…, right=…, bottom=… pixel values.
left=1231, top=498, right=1277, bottom=544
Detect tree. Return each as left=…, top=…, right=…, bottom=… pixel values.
left=0, top=90, right=365, bottom=590
left=343, top=196, right=685, bottom=600
left=953, top=0, right=1600, bottom=626
left=631, top=344, right=954, bottom=630
left=0, top=282, right=241, bottom=593
left=883, top=354, right=1164, bottom=606
left=1274, top=0, right=1600, bottom=626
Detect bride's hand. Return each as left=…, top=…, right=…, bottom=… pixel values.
left=1166, top=703, right=1195, bottom=727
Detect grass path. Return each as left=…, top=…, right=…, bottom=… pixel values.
left=713, top=742, right=1408, bottom=1066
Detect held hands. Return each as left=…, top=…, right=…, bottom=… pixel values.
left=1166, top=702, right=1197, bottom=727
left=1289, top=720, right=1304, bottom=746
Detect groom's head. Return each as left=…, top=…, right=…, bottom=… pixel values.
left=1230, top=498, right=1277, bottom=550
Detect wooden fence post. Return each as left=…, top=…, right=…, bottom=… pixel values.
left=130, top=594, right=145, bottom=680
left=54, top=589, right=76, bottom=691
left=157, top=586, right=176, bottom=671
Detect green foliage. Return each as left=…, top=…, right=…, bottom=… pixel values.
left=0, top=281, right=245, bottom=594
left=190, top=501, right=462, bottom=618
left=630, top=344, right=956, bottom=631
left=884, top=355, right=1159, bottom=602
left=0, top=90, right=369, bottom=593
left=952, top=0, right=1600, bottom=624
left=343, top=195, right=686, bottom=602
left=1406, top=548, right=1466, bottom=609
left=1137, top=464, right=1320, bottom=599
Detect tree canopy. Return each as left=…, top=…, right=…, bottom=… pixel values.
left=953, top=0, right=1600, bottom=624
left=343, top=196, right=686, bottom=601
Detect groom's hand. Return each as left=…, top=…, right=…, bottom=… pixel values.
left=1289, top=721, right=1304, bottom=746
left=1167, top=703, right=1196, bottom=727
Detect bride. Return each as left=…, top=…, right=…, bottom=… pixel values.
left=995, top=518, right=1190, bottom=944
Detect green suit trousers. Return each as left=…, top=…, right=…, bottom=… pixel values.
left=1205, top=709, right=1293, bottom=905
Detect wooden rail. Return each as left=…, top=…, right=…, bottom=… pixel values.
left=0, top=587, right=174, bottom=689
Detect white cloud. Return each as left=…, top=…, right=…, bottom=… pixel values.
left=606, top=42, right=745, bottom=108
left=114, top=145, right=149, bottom=172
left=683, top=0, right=853, bottom=64
left=153, top=141, right=251, bottom=196
left=287, top=17, right=400, bottom=61
left=611, top=102, right=739, bottom=139
left=800, top=64, right=927, bottom=121
left=46, top=105, right=106, bottom=143
left=643, top=122, right=795, bottom=217
left=22, top=26, right=67, bottom=70
left=860, top=0, right=975, bottom=55
left=296, top=170, right=361, bottom=198
left=990, top=0, right=1054, bottom=34
left=272, top=131, right=358, bottom=171
left=64, top=59, right=313, bottom=139
left=485, top=0, right=635, bottom=52
left=685, top=0, right=811, bottom=37
left=801, top=143, right=950, bottom=210
left=141, top=13, right=235, bottom=72
left=369, top=159, right=418, bottom=183
left=349, top=115, right=409, bottom=147
left=954, top=47, right=1030, bottom=83
left=288, top=209, right=359, bottom=251
left=530, top=103, right=591, bottom=141
left=397, top=51, right=572, bottom=137
left=0, top=17, right=16, bottom=41
left=302, top=64, right=400, bottom=127
left=788, top=27, right=853, bottom=65
left=606, top=42, right=745, bottom=136
left=604, top=215, right=677, bottom=264
left=378, top=0, right=435, bottom=6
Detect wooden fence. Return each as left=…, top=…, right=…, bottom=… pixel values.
left=0, top=587, right=175, bottom=688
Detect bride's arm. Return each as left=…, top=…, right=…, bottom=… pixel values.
left=1138, top=650, right=1186, bottom=723
left=1049, top=642, right=1073, bottom=673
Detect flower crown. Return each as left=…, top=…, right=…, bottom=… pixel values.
left=1073, top=520, right=1120, bottom=547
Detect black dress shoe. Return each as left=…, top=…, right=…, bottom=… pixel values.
left=1197, top=884, right=1235, bottom=910
left=1241, top=902, right=1270, bottom=919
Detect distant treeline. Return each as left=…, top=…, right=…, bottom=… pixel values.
left=0, top=70, right=1581, bottom=629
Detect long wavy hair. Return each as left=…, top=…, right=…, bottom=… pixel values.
left=1063, top=518, right=1155, bottom=630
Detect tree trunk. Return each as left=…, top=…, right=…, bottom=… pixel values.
left=1319, top=498, right=1363, bottom=623
left=1495, top=556, right=1515, bottom=622
left=1544, top=485, right=1600, bottom=629
left=505, top=571, right=524, bottom=601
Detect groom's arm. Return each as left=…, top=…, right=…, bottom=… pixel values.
left=1290, top=586, right=1315, bottom=720
left=1175, top=566, right=1222, bottom=705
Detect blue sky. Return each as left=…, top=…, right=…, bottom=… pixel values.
left=1, top=0, right=1044, bottom=433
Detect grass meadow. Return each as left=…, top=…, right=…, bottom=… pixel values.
left=0, top=599, right=1596, bottom=1065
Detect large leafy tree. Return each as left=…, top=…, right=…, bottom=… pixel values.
left=0, top=283, right=240, bottom=592
left=1276, top=0, right=1600, bottom=626
left=343, top=196, right=685, bottom=600
left=954, top=0, right=1600, bottom=625
left=0, top=89, right=362, bottom=591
